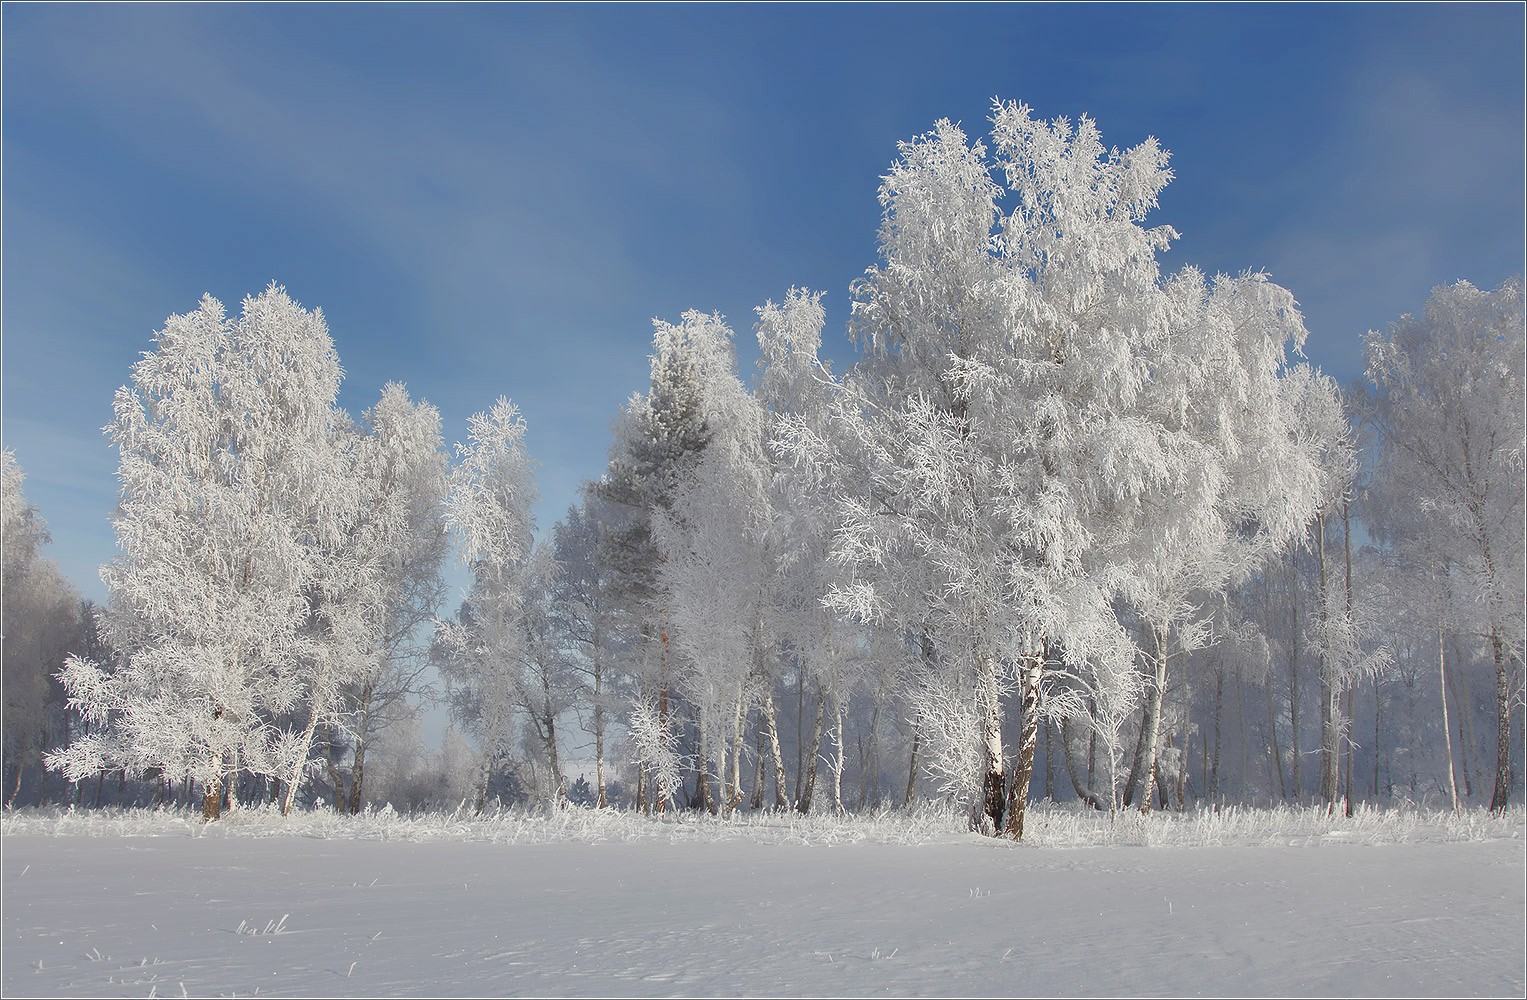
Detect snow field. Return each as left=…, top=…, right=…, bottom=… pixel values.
left=3, top=803, right=1523, bottom=997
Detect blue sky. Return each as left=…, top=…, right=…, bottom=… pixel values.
left=4, top=4, right=1523, bottom=607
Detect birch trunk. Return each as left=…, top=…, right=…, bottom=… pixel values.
left=1372, top=675, right=1382, bottom=798
left=1210, top=667, right=1224, bottom=801
left=1003, top=654, right=1043, bottom=839
left=1061, top=716, right=1106, bottom=810
left=1122, top=708, right=1148, bottom=807
left=794, top=663, right=806, bottom=805
left=831, top=703, right=846, bottom=815
left=543, top=702, right=564, bottom=806
left=1443, top=653, right=1473, bottom=799
left=798, top=685, right=825, bottom=813
left=1267, top=674, right=1286, bottom=801
left=202, top=762, right=223, bottom=822
left=1088, top=726, right=1097, bottom=793
left=761, top=690, right=790, bottom=810
left=657, top=612, right=671, bottom=815
left=750, top=711, right=766, bottom=811
left=345, top=677, right=377, bottom=814
left=905, top=725, right=921, bottom=806
left=1288, top=559, right=1302, bottom=800
left=1043, top=717, right=1055, bottom=802
left=1448, top=634, right=1476, bottom=797
left=696, top=718, right=717, bottom=814
left=859, top=699, right=882, bottom=810
left=906, top=630, right=934, bottom=806
left=976, top=648, right=1006, bottom=835
left=1343, top=679, right=1355, bottom=815
left=727, top=689, right=746, bottom=811
left=1237, top=673, right=1248, bottom=803
left=593, top=636, right=607, bottom=808
left=1176, top=673, right=1190, bottom=809
left=1130, top=621, right=1170, bottom=814
left=1439, top=626, right=1461, bottom=811
left=1316, top=512, right=1341, bottom=810
left=1489, top=630, right=1512, bottom=813
left=225, top=749, right=240, bottom=813
left=283, top=707, right=323, bottom=816
left=1342, top=498, right=1356, bottom=817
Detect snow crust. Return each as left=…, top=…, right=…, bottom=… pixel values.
left=4, top=804, right=1522, bottom=997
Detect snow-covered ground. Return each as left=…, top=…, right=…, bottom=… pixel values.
left=3, top=804, right=1523, bottom=997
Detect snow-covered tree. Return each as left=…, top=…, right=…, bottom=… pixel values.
left=2, top=450, right=45, bottom=595
left=816, top=108, right=1108, bottom=836
left=759, top=288, right=882, bottom=813
left=49, top=285, right=359, bottom=820
left=322, top=383, right=450, bottom=813
left=436, top=397, right=566, bottom=807
left=1111, top=274, right=1332, bottom=813
left=1363, top=278, right=1525, bottom=811
left=552, top=487, right=635, bottom=808
left=650, top=310, right=775, bottom=814
left=598, top=315, right=716, bottom=811
left=2, top=451, right=87, bottom=806
left=799, top=100, right=1329, bottom=837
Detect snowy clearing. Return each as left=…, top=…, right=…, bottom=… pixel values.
left=3, top=805, right=1523, bottom=997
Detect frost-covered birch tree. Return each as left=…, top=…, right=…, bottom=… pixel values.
left=1363, top=278, right=1524, bottom=812
left=49, top=285, right=360, bottom=820
left=320, top=384, right=450, bottom=813
left=1113, top=276, right=1332, bottom=813
left=758, top=288, right=837, bottom=810
left=551, top=488, right=634, bottom=808
left=801, top=100, right=1334, bottom=837
left=761, top=288, right=889, bottom=813
left=435, top=397, right=543, bottom=809
left=819, top=107, right=1125, bottom=837
left=650, top=310, right=774, bottom=814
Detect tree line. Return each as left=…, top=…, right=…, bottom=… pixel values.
left=7, top=99, right=1522, bottom=832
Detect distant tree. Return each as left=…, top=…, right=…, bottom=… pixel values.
left=567, top=773, right=596, bottom=807
left=1363, top=278, right=1525, bottom=812
left=759, top=287, right=871, bottom=814
left=1114, top=281, right=1332, bottom=815
left=324, top=383, right=451, bottom=813
left=552, top=488, right=634, bottom=808
left=598, top=316, right=715, bottom=811
left=651, top=310, right=776, bottom=814
left=2, top=451, right=87, bottom=806
left=435, top=397, right=551, bottom=809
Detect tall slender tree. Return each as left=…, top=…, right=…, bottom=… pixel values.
left=599, top=315, right=715, bottom=811
left=435, top=397, right=543, bottom=809
left=320, top=384, right=450, bottom=813
left=1363, top=278, right=1524, bottom=812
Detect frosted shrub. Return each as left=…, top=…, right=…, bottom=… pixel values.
left=627, top=699, right=688, bottom=810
